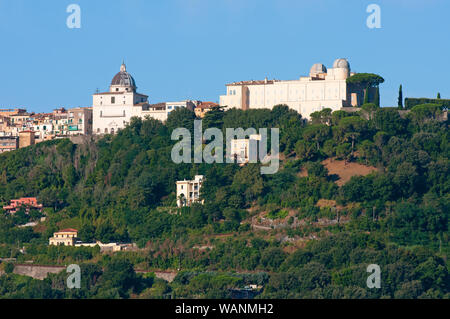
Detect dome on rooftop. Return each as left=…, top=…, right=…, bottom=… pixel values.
left=310, top=63, right=327, bottom=75
left=333, top=58, right=350, bottom=70
left=111, top=63, right=136, bottom=89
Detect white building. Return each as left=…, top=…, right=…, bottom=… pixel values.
left=220, top=58, right=363, bottom=119
left=93, top=63, right=196, bottom=135
left=176, top=175, right=204, bottom=207
left=166, top=100, right=197, bottom=116
left=230, top=134, right=261, bottom=163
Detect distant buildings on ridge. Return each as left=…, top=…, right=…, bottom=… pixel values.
left=1, top=58, right=374, bottom=151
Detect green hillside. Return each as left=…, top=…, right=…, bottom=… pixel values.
left=0, top=104, right=448, bottom=299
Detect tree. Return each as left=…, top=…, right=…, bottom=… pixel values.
left=437, top=92, right=441, bottom=99
left=78, top=224, right=96, bottom=243
left=398, top=85, right=403, bottom=108
left=347, top=73, right=385, bottom=105
left=335, top=116, right=367, bottom=156
left=302, top=124, right=331, bottom=151
left=98, top=259, right=140, bottom=298
left=374, top=87, right=380, bottom=107
left=166, top=108, right=196, bottom=133
left=202, top=105, right=224, bottom=129
left=306, top=162, right=328, bottom=178
left=295, top=140, right=317, bottom=161
left=360, top=103, right=378, bottom=120
left=373, top=109, right=405, bottom=136
left=4, top=262, right=14, bottom=274
left=409, top=103, right=444, bottom=129
left=310, top=108, right=332, bottom=125
left=364, top=89, right=370, bottom=104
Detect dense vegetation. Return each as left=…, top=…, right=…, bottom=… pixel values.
left=0, top=103, right=448, bottom=299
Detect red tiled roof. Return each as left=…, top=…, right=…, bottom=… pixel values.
left=226, top=80, right=276, bottom=86
left=58, top=228, right=78, bottom=233
left=197, top=102, right=218, bottom=109
left=94, top=92, right=148, bottom=97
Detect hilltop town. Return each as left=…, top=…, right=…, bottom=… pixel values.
left=0, top=58, right=448, bottom=299
left=1, top=58, right=387, bottom=151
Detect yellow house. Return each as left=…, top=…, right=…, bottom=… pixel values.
left=49, top=229, right=78, bottom=246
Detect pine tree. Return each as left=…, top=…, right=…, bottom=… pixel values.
left=437, top=92, right=441, bottom=99
left=398, top=85, right=403, bottom=109
left=374, top=87, right=380, bottom=107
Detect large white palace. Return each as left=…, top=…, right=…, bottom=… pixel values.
left=92, top=63, right=195, bottom=134
left=219, top=58, right=364, bottom=119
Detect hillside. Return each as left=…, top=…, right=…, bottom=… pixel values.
left=0, top=104, right=449, bottom=299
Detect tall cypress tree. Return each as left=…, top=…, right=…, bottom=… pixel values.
left=437, top=92, right=441, bottom=99
left=364, top=87, right=370, bottom=104
left=398, top=85, right=403, bottom=109
left=374, top=87, right=380, bottom=107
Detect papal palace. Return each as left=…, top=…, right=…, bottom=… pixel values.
left=220, top=58, right=364, bottom=119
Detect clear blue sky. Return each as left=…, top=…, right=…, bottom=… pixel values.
left=0, top=0, right=448, bottom=113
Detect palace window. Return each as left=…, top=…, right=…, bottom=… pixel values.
left=111, top=97, right=116, bottom=104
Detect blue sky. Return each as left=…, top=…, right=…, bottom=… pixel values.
left=0, top=0, right=448, bottom=113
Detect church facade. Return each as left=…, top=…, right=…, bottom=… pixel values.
left=93, top=63, right=184, bottom=135
left=219, top=58, right=364, bottom=119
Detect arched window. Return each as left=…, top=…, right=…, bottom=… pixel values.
left=105, top=128, right=108, bottom=133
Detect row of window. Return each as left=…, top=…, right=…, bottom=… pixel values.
left=96, top=128, right=116, bottom=134
left=167, top=105, right=183, bottom=110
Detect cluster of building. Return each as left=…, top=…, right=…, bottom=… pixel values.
left=48, top=229, right=135, bottom=252
left=91, top=62, right=218, bottom=134
left=2, top=197, right=43, bottom=214
left=0, top=63, right=219, bottom=152
left=0, top=107, right=93, bottom=153
left=1, top=58, right=367, bottom=153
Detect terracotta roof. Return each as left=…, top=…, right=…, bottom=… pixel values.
left=58, top=228, right=78, bottom=233
left=226, top=80, right=277, bottom=86
left=197, top=102, right=218, bottom=109
left=148, top=103, right=166, bottom=109
left=94, top=92, right=148, bottom=97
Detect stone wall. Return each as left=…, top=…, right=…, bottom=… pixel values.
left=13, top=264, right=65, bottom=280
